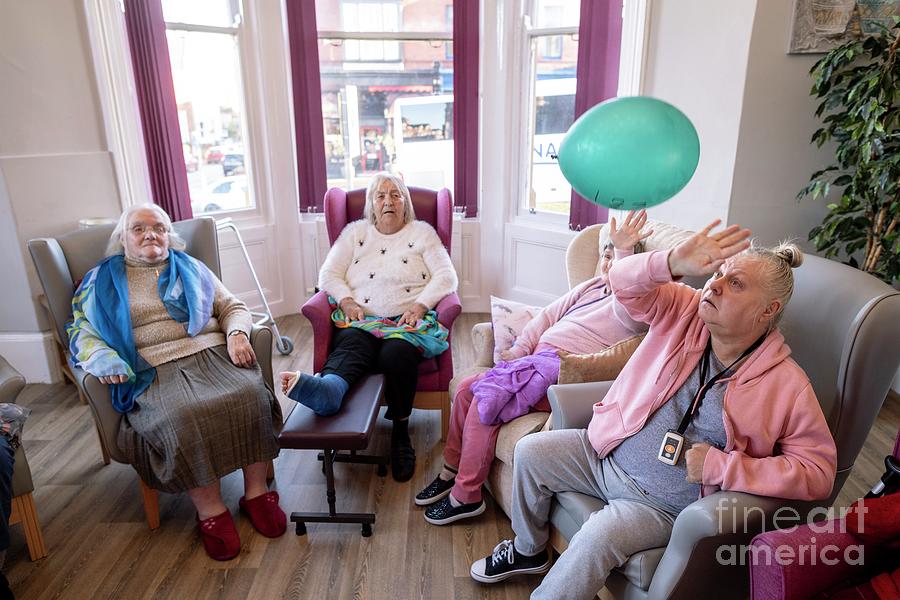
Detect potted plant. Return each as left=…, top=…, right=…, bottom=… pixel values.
left=799, top=22, right=900, bottom=285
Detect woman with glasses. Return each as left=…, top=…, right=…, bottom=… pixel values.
left=67, top=204, right=285, bottom=561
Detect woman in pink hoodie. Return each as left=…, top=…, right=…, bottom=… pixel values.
left=415, top=210, right=653, bottom=526
left=469, top=221, right=837, bottom=599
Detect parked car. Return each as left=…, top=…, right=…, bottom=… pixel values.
left=191, top=176, right=250, bottom=214
left=205, top=146, right=224, bottom=164
left=222, top=153, right=245, bottom=176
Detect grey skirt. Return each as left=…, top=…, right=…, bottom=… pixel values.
left=117, top=345, right=282, bottom=493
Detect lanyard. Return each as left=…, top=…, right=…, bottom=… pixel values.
left=674, top=334, right=766, bottom=435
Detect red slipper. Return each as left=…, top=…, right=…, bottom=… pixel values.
left=239, top=491, right=287, bottom=538
left=197, top=509, right=241, bottom=561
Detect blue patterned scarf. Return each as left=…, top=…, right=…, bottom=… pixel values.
left=67, top=250, right=216, bottom=413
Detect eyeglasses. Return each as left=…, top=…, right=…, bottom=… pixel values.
left=129, top=224, right=169, bottom=236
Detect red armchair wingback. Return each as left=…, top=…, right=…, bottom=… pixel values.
left=301, top=186, right=461, bottom=439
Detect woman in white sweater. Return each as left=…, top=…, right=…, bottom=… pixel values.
left=280, top=172, right=458, bottom=481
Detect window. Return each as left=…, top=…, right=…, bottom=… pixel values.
left=524, top=0, right=580, bottom=217
left=162, top=0, right=255, bottom=216
left=316, top=0, right=454, bottom=192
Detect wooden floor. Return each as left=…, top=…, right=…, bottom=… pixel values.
left=7, top=312, right=899, bottom=599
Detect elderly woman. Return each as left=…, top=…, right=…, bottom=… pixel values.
left=470, top=221, right=837, bottom=599
left=280, top=172, right=458, bottom=482
left=415, top=210, right=651, bottom=526
left=67, top=204, right=284, bottom=561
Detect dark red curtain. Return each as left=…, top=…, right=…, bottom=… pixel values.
left=285, top=0, right=328, bottom=213
left=454, top=0, right=480, bottom=217
left=123, top=0, right=193, bottom=221
left=568, top=0, right=623, bottom=230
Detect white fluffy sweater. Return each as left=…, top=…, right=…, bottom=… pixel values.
left=318, top=220, right=458, bottom=317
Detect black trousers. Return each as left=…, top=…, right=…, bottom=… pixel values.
left=322, top=327, right=422, bottom=420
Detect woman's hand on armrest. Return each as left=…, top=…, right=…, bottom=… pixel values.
left=667, top=220, right=752, bottom=278
left=227, top=331, right=257, bottom=368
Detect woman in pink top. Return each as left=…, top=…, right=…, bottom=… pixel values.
left=415, top=211, right=653, bottom=526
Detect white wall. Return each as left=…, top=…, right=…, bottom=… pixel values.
left=0, top=0, right=123, bottom=382
left=640, top=0, right=758, bottom=231
left=727, top=0, right=833, bottom=249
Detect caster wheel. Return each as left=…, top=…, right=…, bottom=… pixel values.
left=278, top=336, right=294, bottom=355
left=361, top=523, right=372, bottom=537
left=377, top=464, right=388, bottom=477
left=295, top=522, right=307, bottom=536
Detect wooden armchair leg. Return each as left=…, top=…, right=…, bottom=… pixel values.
left=11, top=493, right=48, bottom=561
left=139, top=478, right=160, bottom=530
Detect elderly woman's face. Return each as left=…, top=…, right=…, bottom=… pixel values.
left=123, top=208, right=170, bottom=263
left=698, top=256, right=772, bottom=337
left=373, top=180, right=405, bottom=232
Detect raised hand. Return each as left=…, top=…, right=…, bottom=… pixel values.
left=667, top=220, right=752, bottom=278
left=608, top=209, right=653, bottom=251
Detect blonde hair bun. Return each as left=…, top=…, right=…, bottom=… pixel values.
left=773, top=242, right=803, bottom=268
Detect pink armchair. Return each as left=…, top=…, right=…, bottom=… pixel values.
left=749, top=428, right=900, bottom=600
left=301, top=186, right=462, bottom=439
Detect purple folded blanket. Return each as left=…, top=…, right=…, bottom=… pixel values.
left=473, top=349, right=560, bottom=426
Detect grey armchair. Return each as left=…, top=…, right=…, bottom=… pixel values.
left=27, top=217, right=276, bottom=529
left=0, top=355, right=48, bottom=560
left=545, top=253, right=900, bottom=599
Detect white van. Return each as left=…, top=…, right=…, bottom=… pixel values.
left=390, top=79, right=575, bottom=209
left=391, top=94, right=455, bottom=190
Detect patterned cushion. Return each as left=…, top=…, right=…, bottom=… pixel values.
left=489, top=295, right=541, bottom=364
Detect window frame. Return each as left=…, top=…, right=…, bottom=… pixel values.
left=514, top=8, right=580, bottom=227
left=163, top=7, right=264, bottom=221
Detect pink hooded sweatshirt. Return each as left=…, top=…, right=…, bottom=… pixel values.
left=588, top=250, right=837, bottom=501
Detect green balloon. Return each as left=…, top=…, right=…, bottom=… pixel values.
left=557, top=96, right=700, bottom=210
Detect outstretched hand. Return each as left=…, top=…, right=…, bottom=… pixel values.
left=608, top=209, right=653, bottom=251
left=668, top=220, right=752, bottom=278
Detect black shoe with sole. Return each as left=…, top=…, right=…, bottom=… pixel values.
left=424, top=496, right=485, bottom=525
left=470, top=539, right=550, bottom=583
left=390, top=425, right=416, bottom=482
left=415, top=475, right=455, bottom=506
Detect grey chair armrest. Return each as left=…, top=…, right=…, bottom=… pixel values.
left=547, top=381, right=615, bottom=430
left=471, top=322, right=495, bottom=368
left=74, top=365, right=128, bottom=464
left=0, top=356, right=26, bottom=405
left=647, top=491, right=785, bottom=599
left=249, top=325, right=274, bottom=392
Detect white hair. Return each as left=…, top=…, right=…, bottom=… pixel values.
left=105, top=203, right=186, bottom=256
left=364, top=172, right=416, bottom=226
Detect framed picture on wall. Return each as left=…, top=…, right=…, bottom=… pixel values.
left=788, top=0, right=900, bottom=54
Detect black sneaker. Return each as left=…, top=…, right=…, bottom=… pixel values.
left=415, top=475, right=455, bottom=506
left=470, top=539, right=550, bottom=584
left=391, top=428, right=416, bottom=482
left=424, top=496, right=485, bottom=525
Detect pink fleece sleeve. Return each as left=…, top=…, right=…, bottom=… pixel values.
left=702, top=383, right=837, bottom=501
left=607, top=250, right=696, bottom=326
left=507, top=279, right=597, bottom=358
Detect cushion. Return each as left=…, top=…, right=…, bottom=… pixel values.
left=557, top=334, right=646, bottom=385
left=490, top=295, right=541, bottom=364
left=494, top=412, right=550, bottom=465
